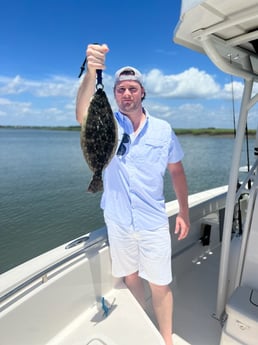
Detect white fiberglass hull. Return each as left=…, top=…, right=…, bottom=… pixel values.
left=0, top=186, right=227, bottom=345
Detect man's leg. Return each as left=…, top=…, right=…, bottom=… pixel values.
left=149, top=282, right=173, bottom=345
left=125, top=271, right=146, bottom=309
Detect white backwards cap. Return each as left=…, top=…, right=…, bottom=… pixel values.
left=114, top=66, right=143, bottom=86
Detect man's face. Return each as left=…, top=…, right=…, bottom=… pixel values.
left=114, top=80, right=144, bottom=114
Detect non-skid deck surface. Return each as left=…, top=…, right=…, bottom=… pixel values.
left=145, top=244, right=222, bottom=345
left=46, top=282, right=165, bottom=345
left=172, top=245, right=222, bottom=345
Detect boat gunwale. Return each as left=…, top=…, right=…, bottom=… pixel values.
left=0, top=232, right=108, bottom=305
left=0, top=186, right=228, bottom=307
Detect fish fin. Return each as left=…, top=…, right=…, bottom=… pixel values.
left=87, top=172, right=103, bottom=193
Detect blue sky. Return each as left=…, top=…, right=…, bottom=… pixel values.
left=0, top=0, right=257, bottom=128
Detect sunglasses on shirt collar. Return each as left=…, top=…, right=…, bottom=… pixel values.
left=116, top=133, right=130, bottom=156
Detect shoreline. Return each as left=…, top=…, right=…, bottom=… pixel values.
left=0, top=125, right=256, bottom=136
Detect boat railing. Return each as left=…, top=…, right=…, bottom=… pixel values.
left=65, top=234, right=90, bottom=249
left=215, top=78, right=256, bottom=319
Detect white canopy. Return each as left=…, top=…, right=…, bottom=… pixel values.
left=174, top=0, right=258, bottom=80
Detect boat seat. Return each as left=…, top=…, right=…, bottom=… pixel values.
left=241, top=185, right=258, bottom=289
left=220, top=286, right=258, bottom=344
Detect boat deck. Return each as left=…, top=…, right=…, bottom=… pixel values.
left=146, top=241, right=222, bottom=345
left=173, top=244, right=222, bottom=344
left=45, top=281, right=165, bottom=345
left=0, top=234, right=224, bottom=345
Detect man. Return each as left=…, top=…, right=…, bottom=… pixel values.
left=76, top=43, right=190, bottom=345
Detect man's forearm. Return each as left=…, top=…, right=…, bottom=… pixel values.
left=169, top=162, right=189, bottom=218
left=76, top=70, right=96, bottom=124
left=174, top=173, right=189, bottom=218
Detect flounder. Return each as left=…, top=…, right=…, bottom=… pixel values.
left=80, top=88, right=117, bottom=193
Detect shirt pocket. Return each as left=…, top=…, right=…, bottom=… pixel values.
left=134, top=137, right=168, bottom=166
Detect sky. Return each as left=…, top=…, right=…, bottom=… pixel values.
left=0, top=0, right=257, bottom=129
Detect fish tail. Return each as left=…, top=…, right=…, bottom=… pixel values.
left=87, top=172, right=103, bottom=193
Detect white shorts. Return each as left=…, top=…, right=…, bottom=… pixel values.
left=104, top=217, right=172, bottom=285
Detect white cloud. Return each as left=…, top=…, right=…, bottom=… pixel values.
left=0, top=97, right=12, bottom=105
left=144, top=67, right=221, bottom=98
left=0, top=68, right=256, bottom=128
left=143, top=99, right=225, bottom=128
left=222, top=81, right=244, bottom=100
left=0, top=97, right=33, bottom=116
left=0, top=75, right=79, bottom=98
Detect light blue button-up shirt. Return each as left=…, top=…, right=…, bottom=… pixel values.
left=101, top=109, right=184, bottom=230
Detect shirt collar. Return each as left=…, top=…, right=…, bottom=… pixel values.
left=116, top=108, right=149, bottom=132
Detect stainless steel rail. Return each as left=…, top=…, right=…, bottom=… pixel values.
left=65, top=235, right=90, bottom=249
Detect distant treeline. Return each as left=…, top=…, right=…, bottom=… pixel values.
left=0, top=125, right=81, bottom=131
left=174, top=128, right=256, bottom=136
left=0, top=125, right=256, bottom=136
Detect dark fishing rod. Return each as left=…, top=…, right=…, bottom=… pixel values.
left=229, top=54, right=244, bottom=235
left=78, top=57, right=87, bottom=78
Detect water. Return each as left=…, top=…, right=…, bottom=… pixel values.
left=0, top=128, right=255, bottom=274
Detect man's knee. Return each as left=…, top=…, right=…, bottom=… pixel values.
left=124, top=271, right=139, bottom=285
left=149, top=282, right=171, bottom=296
